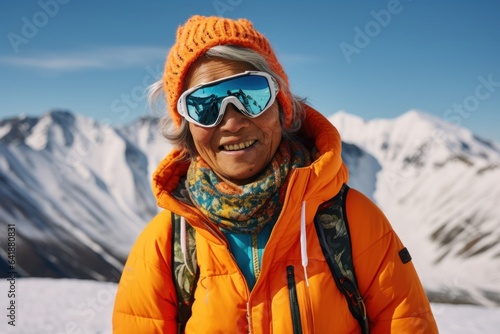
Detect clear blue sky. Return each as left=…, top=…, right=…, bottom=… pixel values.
left=1, top=0, right=499, bottom=141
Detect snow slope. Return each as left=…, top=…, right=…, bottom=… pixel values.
left=330, top=110, right=500, bottom=306
left=0, top=278, right=499, bottom=334
left=0, top=111, right=171, bottom=281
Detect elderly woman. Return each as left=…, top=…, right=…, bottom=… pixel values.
left=112, top=15, right=438, bottom=333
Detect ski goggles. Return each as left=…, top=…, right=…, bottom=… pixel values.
left=177, top=71, right=279, bottom=127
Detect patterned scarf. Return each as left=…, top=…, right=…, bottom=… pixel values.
left=187, top=140, right=312, bottom=234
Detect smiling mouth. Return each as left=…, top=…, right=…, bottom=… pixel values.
left=222, top=140, right=256, bottom=151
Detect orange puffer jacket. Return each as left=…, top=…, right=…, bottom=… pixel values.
left=112, top=106, right=438, bottom=333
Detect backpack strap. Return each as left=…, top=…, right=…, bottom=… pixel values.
left=171, top=212, right=199, bottom=334
left=314, top=184, right=370, bottom=334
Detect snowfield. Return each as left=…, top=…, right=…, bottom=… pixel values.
left=1, top=278, right=499, bottom=334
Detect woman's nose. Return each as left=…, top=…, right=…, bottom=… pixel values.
left=218, top=103, right=249, bottom=131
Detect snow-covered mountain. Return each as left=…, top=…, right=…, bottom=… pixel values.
left=0, top=109, right=499, bottom=307
left=0, top=111, right=171, bottom=281
left=330, top=110, right=500, bottom=307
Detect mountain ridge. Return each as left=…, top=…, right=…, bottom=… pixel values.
left=330, top=109, right=500, bottom=306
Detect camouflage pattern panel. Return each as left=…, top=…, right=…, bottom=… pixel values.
left=171, top=213, right=198, bottom=308
left=314, top=183, right=356, bottom=284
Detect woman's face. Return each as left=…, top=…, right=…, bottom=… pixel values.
left=184, top=58, right=282, bottom=186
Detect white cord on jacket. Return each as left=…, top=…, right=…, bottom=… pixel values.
left=300, top=201, right=310, bottom=286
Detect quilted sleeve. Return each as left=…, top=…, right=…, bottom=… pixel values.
left=346, top=189, right=439, bottom=333
left=112, top=210, right=178, bottom=334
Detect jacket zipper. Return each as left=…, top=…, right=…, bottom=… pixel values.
left=226, top=250, right=252, bottom=333
left=287, top=265, right=303, bottom=334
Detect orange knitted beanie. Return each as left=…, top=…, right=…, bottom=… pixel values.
left=163, top=15, right=293, bottom=128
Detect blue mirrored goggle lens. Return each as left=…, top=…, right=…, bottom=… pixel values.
left=185, top=75, right=271, bottom=126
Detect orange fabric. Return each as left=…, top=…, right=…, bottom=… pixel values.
left=163, top=15, right=294, bottom=128
left=112, top=106, right=438, bottom=333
